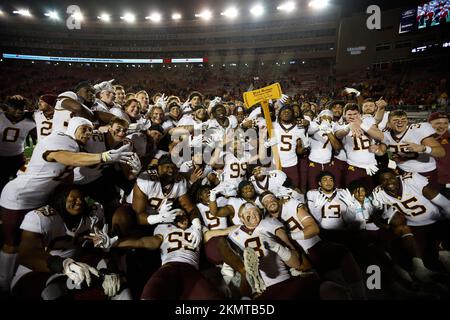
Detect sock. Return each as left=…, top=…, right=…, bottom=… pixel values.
left=0, top=251, right=18, bottom=292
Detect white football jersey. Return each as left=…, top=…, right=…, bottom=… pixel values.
left=333, top=122, right=347, bottom=162
left=133, top=170, right=188, bottom=212
left=73, top=131, right=107, bottom=184
left=197, top=200, right=228, bottom=230
left=52, top=91, right=81, bottom=134
left=178, top=114, right=202, bottom=127
left=228, top=217, right=290, bottom=288
left=154, top=223, right=200, bottom=269
left=162, top=119, right=177, bottom=131
left=126, top=132, right=148, bottom=157
left=91, top=99, right=110, bottom=112
left=383, top=123, right=436, bottom=173
left=336, top=117, right=377, bottom=168
left=222, top=197, right=247, bottom=226
left=109, top=107, right=131, bottom=122
left=206, top=116, right=238, bottom=132
left=11, top=203, right=104, bottom=288
left=0, top=133, right=79, bottom=210
left=306, top=189, right=364, bottom=230
left=33, top=110, right=53, bottom=142
left=307, top=121, right=333, bottom=164
left=378, top=111, right=390, bottom=131
left=372, top=173, right=442, bottom=226
left=279, top=198, right=321, bottom=251
left=0, top=112, right=36, bottom=156
left=250, top=170, right=287, bottom=195
left=219, top=151, right=249, bottom=186
left=272, top=122, right=307, bottom=167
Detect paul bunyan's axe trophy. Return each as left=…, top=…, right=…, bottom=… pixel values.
left=243, top=82, right=283, bottom=170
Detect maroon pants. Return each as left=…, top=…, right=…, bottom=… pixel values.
left=204, top=236, right=225, bottom=265
left=411, top=221, right=450, bottom=271
left=13, top=271, right=108, bottom=300
left=307, top=161, right=340, bottom=190
left=256, top=273, right=320, bottom=300
left=298, top=156, right=308, bottom=193
left=0, top=154, right=26, bottom=194
left=343, top=164, right=375, bottom=191
left=331, top=158, right=346, bottom=188
left=1, top=207, right=33, bottom=246
left=282, top=165, right=300, bottom=189
left=141, top=262, right=223, bottom=300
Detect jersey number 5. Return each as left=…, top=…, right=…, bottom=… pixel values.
left=280, top=135, right=293, bottom=151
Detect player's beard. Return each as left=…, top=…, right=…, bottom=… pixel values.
left=160, top=173, right=175, bottom=185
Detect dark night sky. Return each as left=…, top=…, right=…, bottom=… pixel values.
left=0, top=0, right=420, bottom=19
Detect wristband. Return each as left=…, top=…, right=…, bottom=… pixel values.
left=422, top=146, right=432, bottom=154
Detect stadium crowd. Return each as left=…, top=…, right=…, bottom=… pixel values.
left=0, top=67, right=450, bottom=301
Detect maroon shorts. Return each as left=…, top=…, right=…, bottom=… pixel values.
left=410, top=221, right=450, bottom=271
left=331, top=158, right=346, bottom=188
left=204, top=236, right=225, bottom=265
left=297, top=156, right=308, bottom=193
left=307, top=161, right=340, bottom=190
left=0, top=153, right=26, bottom=193
left=256, top=273, right=320, bottom=300
left=140, top=262, right=223, bottom=300
left=1, top=207, right=33, bottom=246
left=282, top=165, right=300, bottom=189
left=343, top=164, right=375, bottom=191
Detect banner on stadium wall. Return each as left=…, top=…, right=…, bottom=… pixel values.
left=2, top=53, right=207, bottom=64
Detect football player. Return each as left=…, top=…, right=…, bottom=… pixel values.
left=306, top=109, right=342, bottom=190
left=34, top=94, right=56, bottom=142
left=0, top=117, right=133, bottom=291
left=115, top=210, right=223, bottom=299
left=382, top=110, right=445, bottom=189
left=0, top=96, right=36, bottom=194
left=10, top=186, right=130, bottom=300
left=334, top=103, right=386, bottom=189
left=372, top=169, right=450, bottom=278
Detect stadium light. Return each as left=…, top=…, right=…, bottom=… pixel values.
left=13, top=9, right=32, bottom=17
left=172, top=13, right=182, bottom=20
left=309, top=0, right=329, bottom=9
left=97, top=13, right=111, bottom=22
left=0, top=10, right=4, bottom=16
left=146, top=12, right=162, bottom=23
left=44, top=11, right=59, bottom=20
left=221, top=7, right=239, bottom=19
left=195, top=9, right=212, bottom=21
left=277, top=2, right=296, bottom=13
left=120, top=13, right=136, bottom=23
left=250, top=4, right=264, bottom=16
